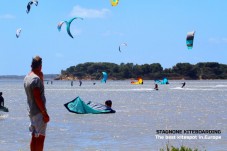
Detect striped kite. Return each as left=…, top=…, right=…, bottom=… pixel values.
left=186, top=31, right=195, bottom=49
left=57, top=17, right=83, bottom=38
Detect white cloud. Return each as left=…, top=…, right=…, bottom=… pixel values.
left=102, top=31, right=124, bottom=37
left=0, top=14, right=15, bottom=19
left=221, top=38, right=227, bottom=43
left=209, top=37, right=227, bottom=44
left=70, top=5, right=110, bottom=18
left=208, top=38, right=220, bottom=44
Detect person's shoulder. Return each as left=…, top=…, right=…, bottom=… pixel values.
left=27, top=75, right=42, bottom=86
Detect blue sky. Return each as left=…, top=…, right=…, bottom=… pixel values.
left=0, top=0, right=227, bottom=75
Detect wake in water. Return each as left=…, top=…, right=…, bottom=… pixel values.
left=214, top=84, right=227, bottom=87
left=0, top=113, right=8, bottom=120
left=170, top=87, right=227, bottom=91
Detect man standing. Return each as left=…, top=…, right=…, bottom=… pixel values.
left=0, top=92, right=4, bottom=108
left=24, top=56, right=50, bottom=151
left=181, top=82, right=186, bottom=88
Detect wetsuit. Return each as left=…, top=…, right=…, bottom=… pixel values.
left=182, top=82, right=186, bottom=88
left=0, top=96, right=4, bottom=107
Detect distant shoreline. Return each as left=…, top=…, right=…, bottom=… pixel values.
left=0, top=74, right=59, bottom=80
left=1, top=75, right=227, bottom=81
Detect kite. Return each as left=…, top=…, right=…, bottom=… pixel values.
left=16, top=28, right=22, bottom=38
left=110, top=0, right=119, bottom=6
left=101, top=72, right=108, bottom=83
left=186, top=31, right=195, bottom=49
left=26, top=0, right=38, bottom=14
left=131, top=77, right=143, bottom=85
left=64, top=96, right=115, bottom=114
left=57, top=17, right=83, bottom=38
left=119, top=43, right=127, bottom=52
left=155, top=78, right=169, bottom=85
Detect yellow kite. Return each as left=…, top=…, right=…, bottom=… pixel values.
left=110, top=0, right=119, bottom=6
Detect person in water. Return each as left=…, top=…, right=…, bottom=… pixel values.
left=86, top=100, right=115, bottom=113
left=79, top=80, right=82, bottom=86
left=181, top=82, right=186, bottom=88
left=24, top=56, right=50, bottom=151
left=105, top=100, right=112, bottom=108
left=0, top=92, right=4, bottom=108
left=71, top=80, right=73, bottom=86
left=154, top=84, right=159, bottom=90
left=104, top=100, right=115, bottom=113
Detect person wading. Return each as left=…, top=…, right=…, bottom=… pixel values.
left=24, top=56, right=50, bottom=151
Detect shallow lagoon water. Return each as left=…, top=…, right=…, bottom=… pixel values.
left=0, top=80, right=227, bottom=151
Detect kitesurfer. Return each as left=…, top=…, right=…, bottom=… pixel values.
left=154, top=84, right=158, bottom=90
left=86, top=100, right=114, bottom=111
left=181, top=82, right=186, bottom=88
left=104, top=100, right=115, bottom=113
left=105, top=100, right=112, bottom=108
left=0, top=92, right=4, bottom=108
left=24, top=55, right=50, bottom=151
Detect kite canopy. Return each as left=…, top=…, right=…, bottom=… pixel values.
left=26, top=0, right=38, bottom=14
left=110, top=0, right=119, bottom=6
left=16, top=28, right=22, bottom=38
left=57, top=21, right=65, bottom=31
left=64, top=96, right=115, bottom=114
left=57, top=17, right=83, bottom=38
left=155, top=78, right=169, bottom=85
left=186, top=31, right=195, bottom=49
left=131, top=77, right=143, bottom=84
left=101, top=72, right=108, bottom=83
left=119, top=43, right=127, bottom=52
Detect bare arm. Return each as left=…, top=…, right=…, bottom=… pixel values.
left=33, top=87, right=50, bottom=123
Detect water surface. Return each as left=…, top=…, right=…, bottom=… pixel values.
left=0, top=80, right=226, bottom=151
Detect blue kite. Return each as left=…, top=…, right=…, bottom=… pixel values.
left=57, top=17, right=83, bottom=38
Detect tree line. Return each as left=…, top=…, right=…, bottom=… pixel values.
left=59, top=62, right=227, bottom=80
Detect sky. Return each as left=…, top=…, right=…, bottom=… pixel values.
left=0, top=0, right=227, bottom=75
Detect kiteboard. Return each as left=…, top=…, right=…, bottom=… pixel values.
left=0, top=106, right=9, bottom=112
